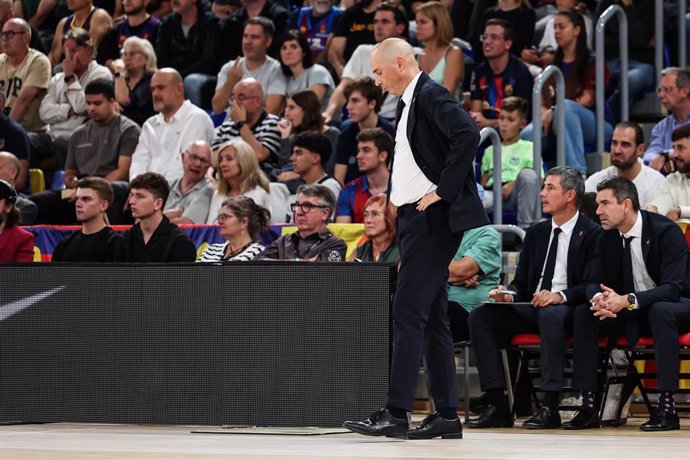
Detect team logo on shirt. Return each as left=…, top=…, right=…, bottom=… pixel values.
left=327, top=250, right=342, bottom=262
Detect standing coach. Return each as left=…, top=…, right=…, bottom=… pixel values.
left=343, top=38, right=488, bottom=440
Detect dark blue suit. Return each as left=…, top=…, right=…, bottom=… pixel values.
left=387, top=72, right=488, bottom=412
left=469, top=214, right=602, bottom=392
left=573, top=211, right=690, bottom=392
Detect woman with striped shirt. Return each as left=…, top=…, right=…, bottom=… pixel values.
left=198, top=196, right=270, bottom=262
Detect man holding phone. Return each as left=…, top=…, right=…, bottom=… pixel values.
left=466, top=166, right=602, bottom=430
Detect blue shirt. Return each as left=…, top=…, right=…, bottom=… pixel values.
left=470, top=55, right=533, bottom=120
left=643, top=113, right=690, bottom=163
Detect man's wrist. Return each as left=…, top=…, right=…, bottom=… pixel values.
left=64, top=74, right=75, bottom=83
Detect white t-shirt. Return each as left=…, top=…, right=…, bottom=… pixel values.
left=585, top=161, right=665, bottom=208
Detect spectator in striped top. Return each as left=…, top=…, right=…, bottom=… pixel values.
left=206, top=139, right=271, bottom=224
left=211, top=78, right=281, bottom=176
left=198, top=195, right=270, bottom=262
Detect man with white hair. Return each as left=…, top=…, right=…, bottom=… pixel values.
left=343, top=38, right=487, bottom=440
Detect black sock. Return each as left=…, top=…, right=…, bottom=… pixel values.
left=544, top=391, right=560, bottom=411
left=581, top=391, right=595, bottom=410
left=385, top=406, right=407, bottom=419
left=659, top=391, right=676, bottom=414
left=486, top=389, right=509, bottom=412
left=438, top=408, right=457, bottom=419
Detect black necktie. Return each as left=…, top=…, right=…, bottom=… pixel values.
left=622, top=235, right=635, bottom=293
left=394, top=98, right=406, bottom=126
left=622, top=235, right=639, bottom=346
left=540, top=227, right=562, bottom=291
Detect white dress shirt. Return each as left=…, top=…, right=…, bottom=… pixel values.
left=620, top=211, right=656, bottom=292
left=536, top=212, right=579, bottom=293
left=129, top=100, right=215, bottom=182
left=389, top=71, right=436, bottom=206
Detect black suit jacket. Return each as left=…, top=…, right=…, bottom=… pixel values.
left=399, top=72, right=488, bottom=233
left=509, top=213, right=602, bottom=305
left=586, top=210, right=687, bottom=308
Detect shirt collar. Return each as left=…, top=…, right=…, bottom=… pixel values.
left=620, top=211, right=643, bottom=239
left=153, top=100, right=190, bottom=125
left=552, top=211, right=579, bottom=237
left=401, top=71, right=423, bottom=106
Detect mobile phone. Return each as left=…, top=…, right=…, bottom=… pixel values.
left=498, top=290, right=517, bottom=295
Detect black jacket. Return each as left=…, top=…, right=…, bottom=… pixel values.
left=586, top=210, right=687, bottom=308
left=399, top=72, right=488, bottom=233
left=114, top=216, right=197, bottom=262
left=156, top=9, right=221, bottom=77
left=510, top=213, right=602, bottom=305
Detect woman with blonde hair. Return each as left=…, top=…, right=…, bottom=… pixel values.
left=415, top=1, right=464, bottom=98
left=206, top=139, right=271, bottom=224
left=111, top=36, right=158, bottom=126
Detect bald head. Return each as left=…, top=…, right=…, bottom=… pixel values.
left=231, top=77, right=265, bottom=119
left=151, top=68, right=185, bottom=118
left=0, top=151, right=19, bottom=183
left=370, top=38, right=420, bottom=96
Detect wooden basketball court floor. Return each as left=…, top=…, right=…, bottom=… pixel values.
left=1, top=417, right=688, bottom=460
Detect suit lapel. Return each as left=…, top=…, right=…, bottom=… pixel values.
left=406, top=72, right=428, bottom=143
left=640, top=211, right=652, bottom=261
left=566, top=214, right=585, bottom=284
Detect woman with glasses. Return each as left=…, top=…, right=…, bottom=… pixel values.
left=198, top=195, right=270, bottom=262
left=350, top=195, right=399, bottom=263
left=414, top=2, right=463, bottom=99
left=206, top=139, right=271, bottom=224
left=111, top=36, right=157, bottom=126
left=278, top=32, right=334, bottom=108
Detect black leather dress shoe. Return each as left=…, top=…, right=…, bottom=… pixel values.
left=522, top=406, right=561, bottom=429
left=464, top=405, right=514, bottom=428
left=640, top=406, right=680, bottom=432
left=406, top=412, right=463, bottom=439
left=343, top=408, right=409, bottom=437
left=469, top=393, right=487, bottom=414
left=561, top=407, right=600, bottom=430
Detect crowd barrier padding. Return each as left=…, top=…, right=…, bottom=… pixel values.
left=0, top=262, right=394, bottom=426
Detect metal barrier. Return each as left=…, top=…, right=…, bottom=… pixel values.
left=595, top=5, right=628, bottom=153
left=532, top=66, right=565, bottom=190
left=480, top=127, right=503, bottom=223
left=680, top=0, right=687, bottom=69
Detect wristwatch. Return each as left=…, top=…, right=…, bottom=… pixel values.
left=627, top=293, right=638, bottom=311
left=64, top=74, right=75, bottom=84
left=236, top=120, right=247, bottom=130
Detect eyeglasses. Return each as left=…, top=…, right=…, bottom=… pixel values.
left=229, top=94, right=258, bottom=103
left=1, top=30, right=26, bottom=39
left=217, top=213, right=235, bottom=222
left=290, top=202, right=328, bottom=213
left=480, top=33, right=503, bottom=42
left=182, top=151, right=211, bottom=165
left=657, top=85, right=677, bottom=94
left=122, top=50, right=144, bottom=58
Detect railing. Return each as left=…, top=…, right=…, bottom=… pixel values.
left=679, top=0, right=687, bottom=69
left=480, top=127, right=503, bottom=223
left=532, top=65, right=565, bottom=205
left=595, top=5, right=628, bottom=152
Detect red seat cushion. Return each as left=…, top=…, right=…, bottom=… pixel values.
left=679, top=333, right=690, bottom=346
left=510, top=334, right=608, bottom=347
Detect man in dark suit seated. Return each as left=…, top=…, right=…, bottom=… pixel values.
left=343, top=37, right=487, bottom=440
left=466, top=166, right=602, bottom=430
left=565, top=176, right=690, bottom=432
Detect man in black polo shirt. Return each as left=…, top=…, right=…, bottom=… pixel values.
left=114, top=172, right=197, bottom=262
left=52, top=177, right=121, bottom=262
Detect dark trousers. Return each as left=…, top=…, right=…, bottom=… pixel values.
left=469, top=302, right=574, bottom=392
left=386, top=202, right=461, bottom=412
left=572, top=299, right=690, bottom=392
left=448, top=301, right=470, bottom=343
